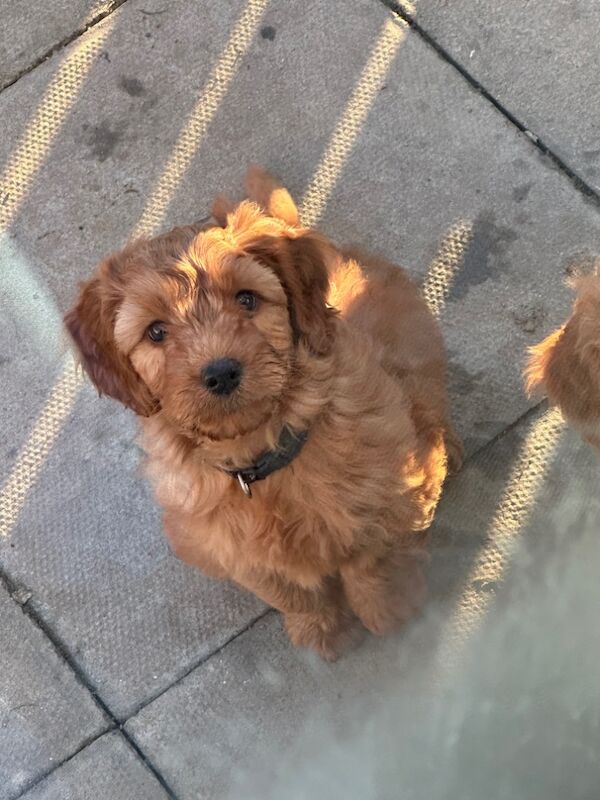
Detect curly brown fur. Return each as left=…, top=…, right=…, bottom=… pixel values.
left=526, top=268, right=600, bottom=449
left=65, top=167, right=461, bottom=659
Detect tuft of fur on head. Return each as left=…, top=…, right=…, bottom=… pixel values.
left=244, top=164, right=299, bottom=226
left=191, top=201, right=337, bottom=356
left=211, top=164, right=299, bottom=228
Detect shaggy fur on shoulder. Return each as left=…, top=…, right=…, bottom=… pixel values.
left=65, top=166, right=462, bottom=659
left=526, top=267, right=600, bottom=450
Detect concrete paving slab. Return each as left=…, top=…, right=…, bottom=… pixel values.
left=126, top=410, right=600, bottom=799
left=20, top=731, right=170, bottom=800
left=238, top=435, right=600, bottom=800
left=408, top=0, right=600, bottom=192
left=0, top=379, right=266, bottom=719
left=0, top=1, right=117, bottom=90
left=0, top=584, right=107, bottom=800
left=125, top=611, right=399, bottom=800
left=2, top=0, right=600, bottom=728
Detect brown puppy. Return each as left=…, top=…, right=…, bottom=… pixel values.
left=526, top=267, right=600, bottom=449
left=65, top=167, right=462, bottom=659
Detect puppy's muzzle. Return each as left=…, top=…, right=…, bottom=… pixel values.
left=201, top=358, right=243, bottom=396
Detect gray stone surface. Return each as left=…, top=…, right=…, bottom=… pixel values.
left=243, top=433, right=600, bottom=800
left=0, top=584, right=107, bottom=800
left=410, top=0, right=600, bottom=192
left=20, top=731, right=170, bottom=800
left=125, top=611, right=395, bottom=800
left=0, top=372, right=265, bottom=719
left=0, top=1, right=116, bottom=90
left=126, top=412, right=600, bottom=800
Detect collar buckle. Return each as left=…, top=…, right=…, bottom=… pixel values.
left=235, top=472, right=252, bottom=498
left=224, top=426, right=308, bottom=499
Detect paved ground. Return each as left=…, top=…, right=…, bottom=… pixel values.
left=1, top=1, right=600, bottom=797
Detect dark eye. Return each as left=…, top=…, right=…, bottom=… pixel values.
left=147, top=321, right=166, bottom=342
left=236, top=290, right=258, bottom=311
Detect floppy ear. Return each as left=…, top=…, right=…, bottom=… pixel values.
left=64, top=257, right=158, bottom=416
left=246, top=230, right=336, bottom=355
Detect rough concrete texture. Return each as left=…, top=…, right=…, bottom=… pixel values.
left=244, top=432, right=600, bottom=800
left=126, top=413, right=600, bottom=800
left=20, top=731, right=170, bottom=799
left=0, top=584, right=107, bottom=800
left=409, top=0, right=600, bottom=192
left=2, top=0, right=600, bottom=795
left=0, top=1, right=119, bottom=90
left=125, top=612, right=412, bottom=799
left=242, top=419, right=600, bottom=800
left=1, top=378, right=265, bottom=718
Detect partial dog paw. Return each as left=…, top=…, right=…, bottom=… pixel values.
left=284, top=607, right=357, bottom=661
left=357, top=563, right=427, bottom=636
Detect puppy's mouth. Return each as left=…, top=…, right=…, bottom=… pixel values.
left=190, top=406, right=277, bottom=442
left=170, top=387, right=279, bottom=443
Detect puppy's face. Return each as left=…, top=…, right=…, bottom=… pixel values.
left=65, top=203, right=334, bottom=440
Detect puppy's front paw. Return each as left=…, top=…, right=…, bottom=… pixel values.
left=357, top=561, right=427, bottom=636
left=284, top=607, right=356, bottom=661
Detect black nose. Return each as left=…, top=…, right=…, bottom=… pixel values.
left=201, top=358, right=243, bottom=396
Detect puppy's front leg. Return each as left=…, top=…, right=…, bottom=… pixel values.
left=340, top=543, right=427, bottom=636
left=236, top=571, right=353, bottom=661
left=162, top=513, right=227, bottom=579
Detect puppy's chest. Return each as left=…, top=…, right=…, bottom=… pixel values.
left=208, top=482, right=351, bottom=579
left=144, top=418, right=410, bottom=580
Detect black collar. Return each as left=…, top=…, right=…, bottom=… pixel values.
left=223, top=426, right=308, bottom=498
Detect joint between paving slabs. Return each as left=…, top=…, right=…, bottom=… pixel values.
left=10, top=728, right=109, bottom=800
left=124, top=607, right=273, bottom=724
left=0, top=567, right=181, bottom=800
left=10, top=727, right=180, bottom=800
left=465, top=399, right=547, bottom=463
left=378, top=0, right=600, bottom=210
left=0, top=0, right=132, bottom=94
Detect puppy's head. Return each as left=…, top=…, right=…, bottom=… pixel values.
left=65, top=203, right=335, bottom=440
